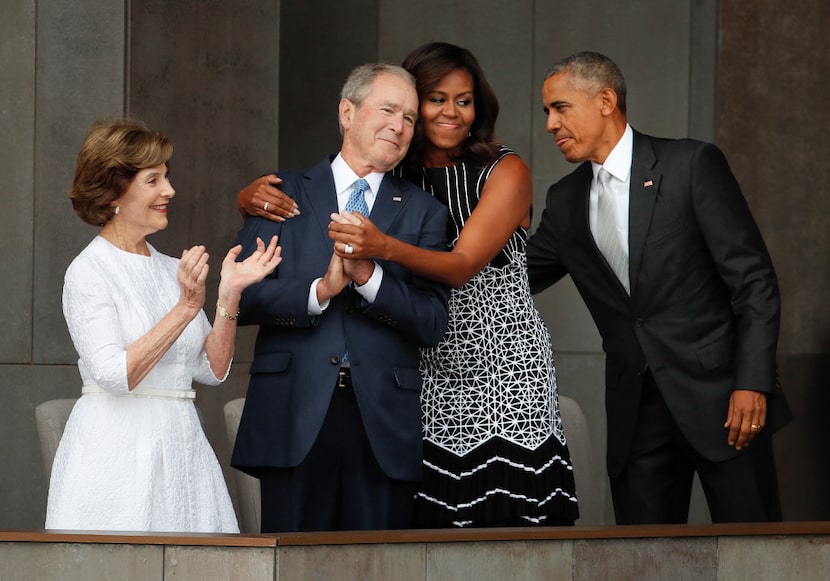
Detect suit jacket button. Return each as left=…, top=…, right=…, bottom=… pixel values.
left=330, top=356, right=341, bottom=365
left=634, top=318, right=643, bottom=327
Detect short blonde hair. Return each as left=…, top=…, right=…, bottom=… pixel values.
left=69, top=119, right=173, bottom=226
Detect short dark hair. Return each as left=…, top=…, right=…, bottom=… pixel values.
left=402, top=42, right=501, bottom=167
left=546, top=51, right=627, bottom=114
left=69, top=120, right=173, bottom=226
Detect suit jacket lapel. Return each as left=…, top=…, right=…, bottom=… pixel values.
left=629, top=132, right=660, bottom=295
left=367, top=173, right=408, bottom=233
left=569, top=162, right=595, bottom=247
left=303, top=159, right=339, bottom=247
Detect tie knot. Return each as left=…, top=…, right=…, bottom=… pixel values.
left=345, top=178, right=370, bottom=215
left=353, top=178, right=369, bottom=195
left=598, top=168, right=611, bottom=185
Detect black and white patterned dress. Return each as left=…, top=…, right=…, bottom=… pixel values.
left=400, top=147, right=579, bottom=527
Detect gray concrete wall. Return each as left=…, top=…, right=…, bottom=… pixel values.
left=1, top=0, right=827, bottom=531
left=4, top=528, right=830, bottom=581
left=717, top=1, right=830, bottom=521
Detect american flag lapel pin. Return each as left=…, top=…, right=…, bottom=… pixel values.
left=644, top=179, right=653, bottom=187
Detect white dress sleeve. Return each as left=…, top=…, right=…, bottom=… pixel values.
left=62, top=258, right=129, bottom=393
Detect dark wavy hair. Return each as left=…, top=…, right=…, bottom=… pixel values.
left=401, top=42, right=501, bottom=168
left=69, top=119, right=173, bottom=226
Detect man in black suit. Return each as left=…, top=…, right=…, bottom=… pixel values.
left=526, top=51, right=791, bottom=524
left=231, top=63, right=450, bottom=532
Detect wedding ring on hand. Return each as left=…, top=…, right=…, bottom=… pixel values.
left=263, top=201, right=270, bottom=212
left=344, top=243, right=353, bottom=255
left=750, top=424, right=761, bottom=431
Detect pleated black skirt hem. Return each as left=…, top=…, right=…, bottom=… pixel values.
left=414, top=434, right=580, bottom=528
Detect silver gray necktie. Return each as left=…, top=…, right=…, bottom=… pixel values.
left=596, top=168, right=630, bottom=294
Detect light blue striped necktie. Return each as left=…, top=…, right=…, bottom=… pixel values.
left=345, top=178, right=370, bottom=215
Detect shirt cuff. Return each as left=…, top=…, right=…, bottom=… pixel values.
left=308, top=278, right=328, bottom=314
left=353, top=262, right=383, bottom=303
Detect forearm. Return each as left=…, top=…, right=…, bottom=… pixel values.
left=384, top=236, right=477, bottom=289
left=203, top=282, right=243, bottom=378
left=203, top=310, right=238, bottom=379
left=125, top=303, right=199, bottom=389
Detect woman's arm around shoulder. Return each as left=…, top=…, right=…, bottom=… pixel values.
left=237, top=174, right=299, bottom=222
left=329, top=153, right=532, bottom=288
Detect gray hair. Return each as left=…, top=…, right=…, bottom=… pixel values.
left=340, top=63, right=416, bottom=106
left=545, top=51, right=627, bottom=114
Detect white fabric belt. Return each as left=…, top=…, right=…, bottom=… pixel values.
left=81, top=383, right=196, bottom=400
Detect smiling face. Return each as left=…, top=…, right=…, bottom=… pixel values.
left=114, top=163, right=175, bottom=237
left=542, top=71, right=619, bottom=165
left=419, top=68, right=475, bottom=167
left=339, top=72, right=419, bottom=174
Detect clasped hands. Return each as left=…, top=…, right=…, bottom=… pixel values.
left=328, top=209, right=388, bottom=261
left=316, top=210, right=379, bottom=304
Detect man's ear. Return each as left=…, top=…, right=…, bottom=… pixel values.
left=339, top=98, right=354, bottom=130
left=598, top=88, right=618, bottom=116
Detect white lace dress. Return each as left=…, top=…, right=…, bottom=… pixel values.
left=45, top=236, right=239, bottom=533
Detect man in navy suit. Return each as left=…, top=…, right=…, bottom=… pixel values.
left=527, top=52, right=791, bottom=524
left=230, top=63, right=450, bottom=532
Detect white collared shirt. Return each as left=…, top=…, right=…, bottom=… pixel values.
left=331, top=153, right=384, bottom=214
left=590, top=124, right=634, bottom=257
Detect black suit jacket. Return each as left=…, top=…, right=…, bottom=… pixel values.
left=527, top=130, right=791, bottom=477
left=230, top=157, right=450, bottom=482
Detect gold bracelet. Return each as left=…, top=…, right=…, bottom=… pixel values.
left=217, top=301, right=240, bottom=321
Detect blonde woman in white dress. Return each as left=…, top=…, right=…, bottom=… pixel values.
left=46, top=120, right=281, bottom=532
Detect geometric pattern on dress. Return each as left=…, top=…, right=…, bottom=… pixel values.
left=420, top=241, right=566, bottom=456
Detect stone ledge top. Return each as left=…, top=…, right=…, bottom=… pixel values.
left=4, top=521, right=830, bottom=547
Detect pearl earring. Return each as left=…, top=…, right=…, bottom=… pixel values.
left=114, top=206, right=120, bottom=215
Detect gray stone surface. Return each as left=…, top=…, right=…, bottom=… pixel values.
left=0, top=364, right=83, bottom=529
left=718, top=0, right=830, bottom=522
left=574, top=537, right=719, bottom=580
left=165, top=545, right=274, bottom=580
left=33, top=0, right=127, bottom=365
left=0, top=542, right=162, bottom=581
left=427, top=540, right=572, bottom=580
left=278, top=0, right=375, bottom=170
left=718, top=535, right=830, bottom=580
left=0, top=0, right=36, bottom=363
left=278, top=543, right=425, bottom=580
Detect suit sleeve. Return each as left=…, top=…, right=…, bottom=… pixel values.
left=234, top=214, right=319, bottom=328
left=363, top=202, right=451, bottom=347
left=526, top=184, right=569, bottom=294
left=691, top=142, right=780, bottom=391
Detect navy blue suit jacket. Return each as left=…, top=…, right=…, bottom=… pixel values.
left=527, top=131, right=791, bottom=476
left=230, top=157, right=450, bottom=482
